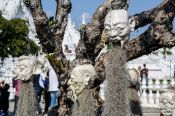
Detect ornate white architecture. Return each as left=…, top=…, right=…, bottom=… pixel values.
left=127, top=48, right=175, bottom=79
left=62, top=15, right=80, bottom=61
left=0, top=0, right=40, bottom=45
left=82, top=13, right=86, bottom=25
left=1, top=2, right=175, bottom=115
left=127, top=47, right=175, bottom=110
left=0, top=57, right=18, bottom=100
left=0, top=0, right=40, bottom=99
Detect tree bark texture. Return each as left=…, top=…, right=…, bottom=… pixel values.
left=24, top=0, right=175, bottom=115
left=54, top=0, right=71, bottom=55
left=24, top=0, right=55, bottom=53
left=15, top=81, right=36, bottom=116
left=25, top=0, right=175, bottom=72
left=24, top=0, right=71, bottom=55
left=82, top=0, right=175, bottom=62
left=125, top=0, right=175, bottom=60
left=23, top=0, right=71, bottom=78
left=102, top=46, right=130, bottom=116
left=81, top=0, right=128, bottom=61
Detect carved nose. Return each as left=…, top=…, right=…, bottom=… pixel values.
left=110, top=30, right=119, bottom=38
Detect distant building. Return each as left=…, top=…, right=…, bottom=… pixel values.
left=127, top=47, right=175, bottom=79
left=82, top=13, right=86, bottom=25
left=0, top=0, right=41, bottom=100
left=62, top=14, right=81, bottom=61
left=0, top=0, right=40, bottom=45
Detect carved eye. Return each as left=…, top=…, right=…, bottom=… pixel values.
left=115, top=27, right=123, bottom=33
left=85, top=74, right=90, bottom=78
left=104, top=28, right=110, bottom=33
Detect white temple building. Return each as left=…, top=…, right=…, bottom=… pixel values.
left=62, top=14, right=81, bottom=61
left=0, top=0, right=40, bottom=45
left=0, top=0, right=40, bottom=99
left=127, top=48, right=175, bottom=79
left=1, top=2, right=175, bottom=114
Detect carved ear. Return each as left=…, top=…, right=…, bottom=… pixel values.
left=129, top=17, right=135, bottom=32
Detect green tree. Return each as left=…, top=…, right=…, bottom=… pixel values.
left=162, top=47, right=172, bottom=58
left=0, top=15, right=40, bottom=58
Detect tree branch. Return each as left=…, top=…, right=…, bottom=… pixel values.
left=95, top=0, right=175, bottom=79
left=125, top=0, right=175, bottom=60
left=54, top=0, right=71, bottom=55
left=82, top=0, right=175, bottom=62
left=133, top=0, right=175, bottom=30
left=24, top=0, right=55, bottom=53
left=82, top=0, right=128, bottom=61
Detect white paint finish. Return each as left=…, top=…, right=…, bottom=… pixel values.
left=62, top=15, right=80, bottom=61
left=104, top=10, right=135, bottom=47
left=0, top=0, right=40, bottom=46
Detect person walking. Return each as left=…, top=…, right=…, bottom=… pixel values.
left=43, top=73, right=50, bottom=114
left=32, top=74, right=43, bottom=115
left=140, top=64, right=149, bottom=86
left=12, top=78, right=22, bottom=115
left=0, top=82, right=10, bottom=116
left=48, top=66, right=60, bottom=110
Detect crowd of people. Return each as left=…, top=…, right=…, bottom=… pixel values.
left=0, top=66, right=60, bottom=116
left=0, top=63, right=148, bottom=116
left=31, top=65, right=60, bottom=115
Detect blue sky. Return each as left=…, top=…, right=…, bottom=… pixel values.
left=42, top=0, right=163, bottom=24
left=42, top=0, right=174, bottom=38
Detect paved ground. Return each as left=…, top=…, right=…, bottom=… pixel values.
left=8, top=100, right=45, bottom=116
left=8, top=101, right=14, bottom=116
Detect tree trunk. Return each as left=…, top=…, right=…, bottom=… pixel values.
left=24, top=0, right=175, bottom=115
left=24, top=0, right=55, bottom=53
left=102, top=45, right=130, bottom=116
left=15, top=81, right=36, bottom=116
left=54, top=0, right=71, bottom=55
left=80, top=0, right=175, bottom=62
left=79, top=0, right=129, bottom=61
left=125, top=0, right=175, bottom=60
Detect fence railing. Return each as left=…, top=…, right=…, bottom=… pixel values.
left=139, top=78, right=175, bottom=107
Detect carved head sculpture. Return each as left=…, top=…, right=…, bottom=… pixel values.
left=128, top=68, right=140, bottom=85
left=33, top=54, right=49, bottom=75
left=13, top=55, right=37, bottom=81
left=68, top=64, right=97, bottom=101
left=13, top=54, right=50, bottom=81
left=104, top=10, right=135, bottom=47
left=159, top=90, right=175, bottom=115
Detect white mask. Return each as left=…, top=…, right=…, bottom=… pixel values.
left=104, top=10, right=135, bottom=47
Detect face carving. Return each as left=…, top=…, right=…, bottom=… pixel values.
left=128, top=68, right=139, bottom=85
left=159, top=91, right=175, bottom=115
left=13, top=54, right=50, bottom=81
left=33, top=54, right=49, bottom=75
left=13, top=56, right=36, bottom=81
left=104, top=10, right=135, bottom=47
left=68, top=64, right=97, bottom=101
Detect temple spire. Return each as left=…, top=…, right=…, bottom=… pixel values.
left=82, top=13, right=86, bottom=25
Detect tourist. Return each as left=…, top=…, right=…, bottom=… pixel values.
left=0, top=82, right=10, bottom=115
left=48, top=66, right=60, bottom=110
left=32, top=74, right=43, bottom=115
left=140, top=64, right=149, bottom=86
left=43, top=72, right=50, bottom=114
left=12, top=77, right=22, bottom=115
